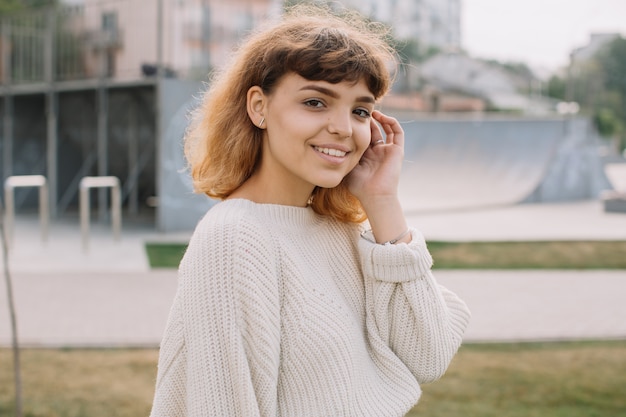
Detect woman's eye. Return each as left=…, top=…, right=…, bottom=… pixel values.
left=304, top=99, right=324, bottom=108
left=354, top=108, right=371, bottom=118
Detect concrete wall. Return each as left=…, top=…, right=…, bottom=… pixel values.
left=157, top=79, right=214, bottom=233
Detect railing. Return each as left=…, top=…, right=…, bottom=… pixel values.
left=2, top=175, right=124, bottom=250
left=79, top=176, right=121, bottom=252
left=0, top=5, right=86, bottom=84
left=3, top=175, right=49, bottom=247
left=0, top=0, right=274, bottom=86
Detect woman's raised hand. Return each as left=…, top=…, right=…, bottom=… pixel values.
left=346, top=110, right=410, bottom=243
left=346, top=110, right=405, bottom=207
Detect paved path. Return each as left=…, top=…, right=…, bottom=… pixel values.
left=437, top=270, right=626, bottom=342
left=0, top=271, right=177, bottom=348
left=1, top=201, right=625, bottom=347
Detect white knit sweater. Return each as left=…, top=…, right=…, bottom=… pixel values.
left=150, top=199, right=470, bottom=417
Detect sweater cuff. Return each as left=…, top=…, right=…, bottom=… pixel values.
left=359, top=228, right=434, bottom=283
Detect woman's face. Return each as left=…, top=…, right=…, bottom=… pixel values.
left=251, top=73, right=375, bottom=204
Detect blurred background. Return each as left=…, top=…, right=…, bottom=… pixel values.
left=1, top=3, right=625, bottom=416
left=0, top=0, right=625, bottom=232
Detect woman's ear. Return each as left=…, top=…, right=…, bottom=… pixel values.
left=247, top=86, right=267, bottom=128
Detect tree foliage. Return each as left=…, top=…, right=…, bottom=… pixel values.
left=594, top=107, right=623, bottom=138
left=0, top=0, right=56, bottom=14
left=597, top=38, right=626, bottom=108
left=546, top=36, right=626, bottom=151
left=546, top=75, right=566, bottom=100
left=594, top=37, right=626, bottom=149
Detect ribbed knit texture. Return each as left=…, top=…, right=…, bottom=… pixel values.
left=150, top=199, right=470, bottom=417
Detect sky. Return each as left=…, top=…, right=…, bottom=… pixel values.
left=462, top=0, right=626, bottom=73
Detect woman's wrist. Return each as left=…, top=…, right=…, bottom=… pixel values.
left=361, top=196, right=410, bottom=244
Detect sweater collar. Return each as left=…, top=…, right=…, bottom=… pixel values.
left=221, top=198, right=322, bottom=228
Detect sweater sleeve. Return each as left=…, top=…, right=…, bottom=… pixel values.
left=358, top=228, right=471, bottom=384
left=151, top=213, right=281, bottom=417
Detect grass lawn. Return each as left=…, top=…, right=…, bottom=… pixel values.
left=1, top=341, right=625, bottom=417
left=0, top=349, right=158, bottom=417
left=144, top=243, right=188, bottom=268
left=410, top=341, right=626, bottom=417
left=146, top=240, right=626, bottom=269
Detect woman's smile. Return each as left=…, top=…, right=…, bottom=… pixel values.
left=313, top=145, right=350, bottom=161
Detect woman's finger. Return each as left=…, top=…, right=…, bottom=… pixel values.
left=373, top=111, right=404, bottom=148
left=369, top=116, right=384, bottom=147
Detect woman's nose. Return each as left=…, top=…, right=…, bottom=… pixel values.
left=327, top=111, right=352, bottom=138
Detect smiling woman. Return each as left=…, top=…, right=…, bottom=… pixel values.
left=149, top=4, right=471, bottom=417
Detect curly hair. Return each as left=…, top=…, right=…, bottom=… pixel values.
left=185, top=4, right=396, bottom=223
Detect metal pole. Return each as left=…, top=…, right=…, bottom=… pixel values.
left=46, top=92, right=58, bottom=218
left=3, top=95, right=13, bottom=183
left=97, top=9, right=110, bottom=221
left=127, top=104, right=138, bottom=215
left=111, top=179, right=121, bottom=240
left=4, top=183, right=15, bottom=247
left=39, top=182, right=48, bottom=243
left=79, top=181, right=90, bottom=251
left=96, top=87, right=109, bottom=220
left=157, top=0, right=163, bottom=76
left=155, top=0, right=164, bottom=230
left=45, top=10, right=58, bottom=218
left=1, top=21, right=11, bottom=84
left=2, top=16, right=13, bottom=184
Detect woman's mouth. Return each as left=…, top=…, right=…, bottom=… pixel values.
left=313, top=146, right=348, bottom=157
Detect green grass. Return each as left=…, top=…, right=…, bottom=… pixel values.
left=2, top=341, right=625, bottom=417
left=410, top=340, right=626, bottom=417
left=0, top=349, right=158, bottom=417
left=144, top=243, right=188, bottom=268
left=145, top=240, right=626, bottom=269
left=427, top=240, right=626, bottom=269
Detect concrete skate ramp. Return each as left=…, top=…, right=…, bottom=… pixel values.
left=393, top=115, right=566, bottom=213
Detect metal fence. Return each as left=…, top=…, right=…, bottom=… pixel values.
left=0, top=0, right=279, bottom=86
left=1, top=5, right=88, bottom=84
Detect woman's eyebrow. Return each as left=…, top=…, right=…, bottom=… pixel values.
left=299, top=85, right=375, bottom=103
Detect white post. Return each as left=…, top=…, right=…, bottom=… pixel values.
left=3, top=175, right=49, bottom=247
left=79, top=176, right=122, bottom=251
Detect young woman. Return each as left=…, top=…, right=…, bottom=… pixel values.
left=150, top=5, right=470, bottom=417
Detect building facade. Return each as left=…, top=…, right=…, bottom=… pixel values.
left=340, top=0, right=461, bottom=51
left=0, top=0, right=460, bottom=84
left=80, top=0, right=282, bottom=82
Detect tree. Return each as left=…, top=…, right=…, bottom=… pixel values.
left=594, top=107, right=623, bottom=139
left=545, top=37, right=626, bottom=151
left=595, top=37, right=626, bottom=150
left=546, top=75, right=566, bottom=100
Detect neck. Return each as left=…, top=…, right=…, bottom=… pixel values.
left=228, top=173, right=313, bottom=207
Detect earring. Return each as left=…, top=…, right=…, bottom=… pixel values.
left=258, top=117, right=265, bottom=128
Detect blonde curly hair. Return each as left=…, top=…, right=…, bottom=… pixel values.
left=185, top=4, right=396, bottom=223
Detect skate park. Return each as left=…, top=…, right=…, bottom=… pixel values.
left=1, top=94, right=626, bottom=347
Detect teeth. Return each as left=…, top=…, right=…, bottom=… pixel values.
left=315, top=146, right=347, bottom=157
